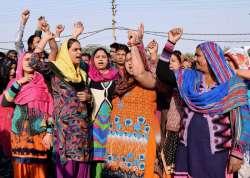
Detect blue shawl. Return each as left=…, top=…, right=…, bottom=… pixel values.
left=176, top=41, right=250, bottom=146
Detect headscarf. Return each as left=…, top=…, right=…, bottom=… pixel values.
left=175, top=41, right=250, bottom=146
left=88, top=48, right=118, bottom=82
left=52, top=40, right=86, bottom=83
left=225, top=47, right=250, bottom=147
left=6, top=52, right=53, bottom=116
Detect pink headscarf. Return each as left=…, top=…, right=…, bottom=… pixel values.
left=7, top=52, right=53, bottom=116
left=88, top=48, right=119, bottom=82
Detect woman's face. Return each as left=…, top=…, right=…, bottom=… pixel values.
left=93, top=50, right=109, bottom=71
left=169, top=54, right=181, bottom=70
left=68, top=42, right=82, bottom=65
left=182, top=60, right=192, bottom=69
left=32, top=36, right=41, bottom=50
left=194, top=48, right=210, bottom=73
left=22, top=53, right=34, bottom=73
left=9, top=64, right=16, bottom=79
left=125, top=53, right=133, bottom=75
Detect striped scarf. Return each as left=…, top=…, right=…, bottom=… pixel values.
left=176, top=41, right=250, bottom=146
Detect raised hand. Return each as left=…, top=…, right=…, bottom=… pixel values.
left=21, top=9, right=30, bottom=25
left=147, top=40, right=158, bottom=55
left=41, top=22, right=50, bottom=32
left=55, top=24, right=65, bottom=37
left=224, top=53, right=240, bottom=70
left=72, top=21, right=84, bottom=39
left=146, top=39, right=158, bottom=61
left=37, top=16, right=46, bottom=31
left=127, top=23, right=145, bottom=46
left=44, top=31, right=55, bottom=41
left=128, top=30, right=140, bottom=47
left=168, top=28, right=183, bottom=44
left=137, top=23, right=144, bottom=42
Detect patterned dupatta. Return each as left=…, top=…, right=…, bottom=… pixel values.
left=175, top=42, right=250, bottom=146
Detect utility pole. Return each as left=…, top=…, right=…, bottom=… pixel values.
left=112, top=0, right=117, bottom=42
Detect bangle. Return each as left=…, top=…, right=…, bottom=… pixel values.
left=130, top=42, right=141, bottom=47
left=168, top=40, right=176, bottom=45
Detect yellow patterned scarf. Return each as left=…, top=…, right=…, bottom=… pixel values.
left=52, top=40, right=86, bottom=83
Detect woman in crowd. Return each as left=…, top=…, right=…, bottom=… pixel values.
left=157, top=28, right=250, bottom=178
left=103, top=28, right=158, bottom=178
left=0, top=58, right=17, bottom=178
left=88, top=47, right=118, bottom=178
left=159, top=50, right=184, bottom=177
left=0, top=59, right=17, bottom=94
left=225, top=48, right=250, bottom=178
left=1, top=49, right=54, bottom=178
left=29, top=21, right=92, bottom=178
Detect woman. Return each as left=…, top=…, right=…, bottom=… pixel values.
left=225, top=48, right=250, bottom=178
left=159, top=50, right=184, bottom=177
left=0, top=58, right=17, bottom=178
left=0, top=59, right=17, bottom=154
left=1, top=51, right=53, bottom=178
left=30, top=37, right=92, bottom=178
left=0, top=59, right=17, bottom=94
left=103, top=29, right=159, bottom=178
left=157, top=28, right=250, bottom=178
left=103, top=51, right=157, bottom=178
left=88, top=47, right=118, bottom=178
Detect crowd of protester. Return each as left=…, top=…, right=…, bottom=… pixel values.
left=0, top=9, right=250, bottom=178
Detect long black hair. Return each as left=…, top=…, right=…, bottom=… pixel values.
left=172, top=50, right=182, bottom=63
left=0, top=58, right=17, bottom=94
left=27, top=33, right=41, bottom=52
left=92, top=47, right=110, bottom=58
